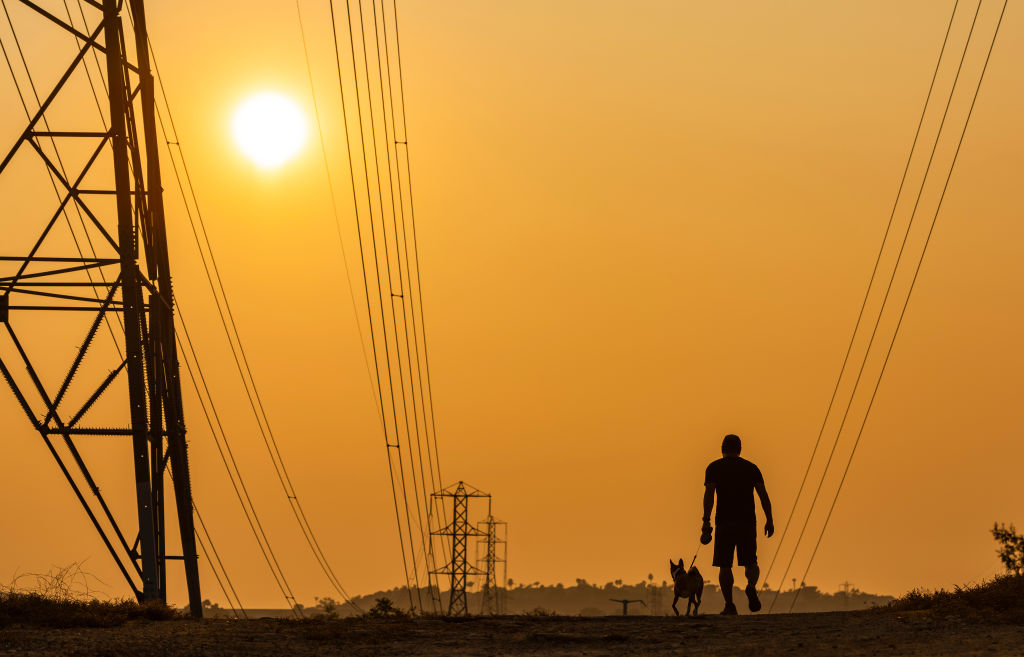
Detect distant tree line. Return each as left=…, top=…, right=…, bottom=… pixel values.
left=325, top=577, right=894, bottom=617
left=201, top=524, right=1024, bottom=619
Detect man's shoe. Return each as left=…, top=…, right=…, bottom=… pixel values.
left=720, top=602, right=738, bottom=615
left=745, top=586, right=762, bottom=613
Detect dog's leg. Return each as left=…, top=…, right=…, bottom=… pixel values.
left=672, top=594, right=679, bottom=616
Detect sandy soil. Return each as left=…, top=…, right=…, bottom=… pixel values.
left=1, top=610, right=1023, bottom=656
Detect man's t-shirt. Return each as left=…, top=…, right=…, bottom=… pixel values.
left=705, top=456, right=764, bottom=524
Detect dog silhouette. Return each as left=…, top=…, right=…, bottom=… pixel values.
left=669, top=559, right=703, bottom=616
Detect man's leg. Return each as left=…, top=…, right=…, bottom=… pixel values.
left=739, top=524, right=762, bottom=612
left=713, top=522, right=739, bottom=614
left=744, top=564, right=760, bottom=589
left=719, top=566, right=734, bottom=606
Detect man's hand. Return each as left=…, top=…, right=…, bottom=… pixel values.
left=700, top=520, right=713, bottom=545
left=764, top=520, right=775, bottom=538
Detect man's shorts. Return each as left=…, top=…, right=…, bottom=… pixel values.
left=712, top=520, right=757, bottom=568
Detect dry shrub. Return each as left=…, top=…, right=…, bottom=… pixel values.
left=5, top=562, right=104, bottom=602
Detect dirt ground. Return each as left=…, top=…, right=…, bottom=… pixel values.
left=2, top=610, right=1023, bottom=656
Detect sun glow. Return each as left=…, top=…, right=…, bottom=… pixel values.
left=232, top=92, right=307, bottom=169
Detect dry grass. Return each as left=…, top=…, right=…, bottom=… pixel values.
left=0, top=562, right=177, bottom=628
left=0, top=593, right=177, bottom=628
left=884, top=573, right=1024, bottom=623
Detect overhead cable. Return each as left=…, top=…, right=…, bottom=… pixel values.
left=770, top=1, right=985, bottom=611
left=763, top=0, right=965, bottom=595
left=787, top=0, right=1007, bottom=613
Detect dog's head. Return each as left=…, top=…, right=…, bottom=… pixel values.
left=669, top=559, right=684, bottom=581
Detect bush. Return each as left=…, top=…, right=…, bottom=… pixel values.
left=367, top=597, right=407, bottom=618
left=992, top=523, right=1024, bottom=576
left=315, top=596, right=341, bottom=619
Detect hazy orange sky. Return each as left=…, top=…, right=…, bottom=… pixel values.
left=1, top=0, right=1023, bottom=610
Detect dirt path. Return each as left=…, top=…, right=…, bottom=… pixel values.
left=2, top=610, right=1023, bottom=656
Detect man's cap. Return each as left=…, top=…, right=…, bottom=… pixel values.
left=722, top=434, right=742, bottom=454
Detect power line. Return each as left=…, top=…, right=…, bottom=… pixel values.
left=194, top=531, right=237, bottom=618
left=366, top=0, right=439, bottom=598
left=771, top=0, right=986, bottom=612
left=764, top=0, right=965, bottom=597
left=347, top=0, right=428, bottom=608
left=320, top=0, right=450, bottom=611
left=141, top=19, right=361, bottom=609
left=176, top=304, right=304, bottom=617
left=381, top=27, right=449, bottom=606
left=387, top=0, right=445, bottom=509
left=328, top=0, right=418, bottom=610
left=788, top=0, right=1007, bottom=612
left=296, top=0, right=384, bottom=422
left=300, top=0, right=438, bottom=608
left=193, top=500, right=246, bottom=618
left=385, top=0, right=450, bottom=557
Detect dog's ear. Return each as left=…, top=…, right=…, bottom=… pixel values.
left=669, top=559, right=675, bottom=569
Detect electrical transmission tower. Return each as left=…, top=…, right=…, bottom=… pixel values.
left=0, top=0, right=201, bottom=614
left=476, top=515, right=507, bottom=615
left=430, top=481, right=489, bottom=616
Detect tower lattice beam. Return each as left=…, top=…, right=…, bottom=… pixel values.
left=0, top=0, right=201, bottom=615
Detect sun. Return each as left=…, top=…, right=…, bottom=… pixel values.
left=232, top=92, right=307, bottom=169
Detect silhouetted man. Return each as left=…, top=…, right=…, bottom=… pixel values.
left=701, top=434, right=774, bottom=615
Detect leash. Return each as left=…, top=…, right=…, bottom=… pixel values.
left=688, top=544, right=703, bottom=570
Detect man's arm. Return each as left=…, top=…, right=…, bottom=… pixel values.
left=701, top=465, right=715, bottom=543
left=703, top=484, right=714, bottom=527
left=755, top=480, right=774, bottom=537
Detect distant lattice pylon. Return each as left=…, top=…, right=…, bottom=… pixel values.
left=430, top=481, right=489, bottom=615
left=476, top=515, right=508, bottom=615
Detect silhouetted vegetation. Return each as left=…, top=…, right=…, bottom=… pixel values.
left=881, top=522, right=1024, bottom=624
left=367, top=597, right=408, bottom=619
left=0, top=562, right=177, bottom=628
left=0, top=593, right=176, bottom=628
left=314, top=596, right=343, bottom=619
left=885, top=574, right=1024, bottom=624
left=991, top=523, right=1024, bottom=576
left=325, top=578, right=893, bottom=617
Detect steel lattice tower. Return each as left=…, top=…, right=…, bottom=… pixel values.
left=0, top=0, right=201, bottom=615
left=476, top=515, right=507, bottom=615
left=430, top=481, right=488, bottom=616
